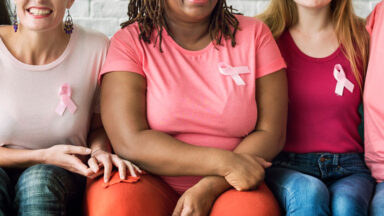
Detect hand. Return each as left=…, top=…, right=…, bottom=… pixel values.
left=87, top=149, right=142, bottom=183
left=41, top=144, right=94, bottom=177
left=223, top=153, right=271, bottom=191
left=172, top=181, right=218, bottom=216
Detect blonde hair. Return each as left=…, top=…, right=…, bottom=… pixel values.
left=258, top=0, right=369, bottom=89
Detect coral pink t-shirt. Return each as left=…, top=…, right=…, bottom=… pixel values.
left=365, top=1, right=384, bottom=182
left=278, top=31, right=363, bottom=154
left=100, top=15, right=286, bottom=193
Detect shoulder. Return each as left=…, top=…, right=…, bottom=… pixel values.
left=236, top=15, right=273, bottom=38
left=112, top=23, right=140, bottom=43
left=0, top=25, right=13, bottom=41
left=75, top=25, right=109, bottom=50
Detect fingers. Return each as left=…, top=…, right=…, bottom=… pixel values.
left=67, top=155, right=93, bottom=176
left=180, top=205, right=193, bottom=216
left=63, top=145, right=92, bottom=155
left=133, top=164, right=142, bottom=174
left=126, top=161, right=137, bottom=178
left=255, top=157, right=272, bottom=168
left=172, top=197, right=185, bottom=216
left=88, top=156, right=99, bottom=173
left=99, top=155, right=113, bottom=183
left=111, top=155, right=127, bottom=179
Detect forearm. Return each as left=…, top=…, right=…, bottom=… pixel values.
left=0, top=147, right=43, bottom=168
left=110, top=129, right=232, bottom=177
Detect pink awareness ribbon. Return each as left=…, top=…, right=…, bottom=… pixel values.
left=55, top=83, right=77, bottom=116
left=218, top=62, right=250, bottom=86
left=333, top=64, right=354, bottom=96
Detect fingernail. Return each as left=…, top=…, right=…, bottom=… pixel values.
left=104, top=177, right=108, bottom=183
left=86, top=148, right=92, bottom=153
left=120, top=174, right=124, bottom=180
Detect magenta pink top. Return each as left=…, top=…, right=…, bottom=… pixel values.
left=100, top=15, right=286, bottom=193
left=278, top=31, right=363, bottom=154
left=365, top=1, right=384, bottom=182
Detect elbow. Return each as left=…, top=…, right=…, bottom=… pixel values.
left=109, top=132, right=144, bottom=162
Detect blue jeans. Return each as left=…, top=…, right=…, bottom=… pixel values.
left=0, top=164, right=85, bottom=216
left=266, top=152, right=375, bottom=216
left=371, top=181, right=384, bottom=216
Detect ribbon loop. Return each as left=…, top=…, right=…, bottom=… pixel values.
left=333, top=64, right=354, bottom=96
left=55, top=83, right=77, bottom=116
left=218, top=62, right=250, bottom=86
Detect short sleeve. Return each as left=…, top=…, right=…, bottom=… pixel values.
left=99, top=27, right=145, bottom=82
left=254, top=22, right=286, bottom=78
left=366, top=4, right=378, bottom=36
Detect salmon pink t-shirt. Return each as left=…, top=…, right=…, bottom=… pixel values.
left=278, top=31, right=363, bottom=154
left=100, top=15, right=286, bottom=193
left=365, top=1, right=384, bottom=182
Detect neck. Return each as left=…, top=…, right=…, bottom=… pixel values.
left=165, top=14, right=211, bottom=51
left=292, top=4, right=333, bottom=34
left=12, top=24, right=70, bottom=65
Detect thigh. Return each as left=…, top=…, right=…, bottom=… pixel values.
left=210, top=183, right=280, bottom=216
left=370, top=181, right=384, bottom=216
left=329, top=173, right=374, bottom=216
left=84, top=172, right=179, bottom=216
left=14, top=164, right=85, bottom=216
left=266, top=167, right=330, bottom=216
left=0, top=168, right=12, bottom=216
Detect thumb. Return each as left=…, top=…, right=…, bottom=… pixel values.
left=255, top=157, right=272, bottom=168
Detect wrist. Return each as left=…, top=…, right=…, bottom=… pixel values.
left=34, top=149, right=48, bottom=164
left=215, top=151, right=236, bottom=177
left=196, top=176, right=230, bottom=198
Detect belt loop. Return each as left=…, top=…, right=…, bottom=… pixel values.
left=333, top=154, right=339, bottom=165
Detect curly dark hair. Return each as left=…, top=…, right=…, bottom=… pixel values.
left=0, top=0, right=11, bottom=25
left=121, top=0, right=240, bottom=52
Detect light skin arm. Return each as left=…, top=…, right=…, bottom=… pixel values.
left=172, top=69, right=288, bottom=216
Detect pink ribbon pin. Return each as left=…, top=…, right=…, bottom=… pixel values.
left=333, top=64, right=354, bottom=96
left=218, top=62, right=250, bottom=86
left=55, top=83, right=77, bottom=116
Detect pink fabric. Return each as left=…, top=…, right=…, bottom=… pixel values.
left=0, top=25, right=108, bottom=150
left=364, top=1, right=384, bottom=182
left=100, top=15, right=286, bottom=193
left=278, top=31, right=363, bottom=154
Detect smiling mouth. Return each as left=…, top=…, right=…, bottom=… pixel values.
left=27, top=8, right=53, bottom=16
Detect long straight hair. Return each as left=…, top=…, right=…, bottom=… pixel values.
left=0, top=0, right=11, bottom=25
left=258, top=0, right=369, bottom=90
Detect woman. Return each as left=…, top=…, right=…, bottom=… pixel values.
left=0, top=0, right=139, bottom=215
left=0, top=0, right=11, bottom=25
left=365, top=1, right=384, bottom=215
left=259, top=0, right=373, bottom=215
left=85, top=0, right=288, bottom=215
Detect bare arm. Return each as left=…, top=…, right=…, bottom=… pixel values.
left=100, top=72, right=234, bottom=177
left=185, top=69, right=288, bottom=196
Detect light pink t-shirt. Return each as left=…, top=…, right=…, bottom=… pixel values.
left=364, top=1, right=384, bottom=182
left=101, top=15, right=286, bottom=193
left=0, top=25, right=108, bottom=150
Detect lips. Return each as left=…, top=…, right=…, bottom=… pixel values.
left=187, top=0, right=209, bottom=4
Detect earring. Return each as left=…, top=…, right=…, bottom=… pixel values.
left=64, top=9, right=73, bottom=35
left=13, top=7, right=18, bottom=32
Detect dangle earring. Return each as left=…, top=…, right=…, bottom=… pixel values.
left=13, top=7, right=18, bottom=32
left=64, top=9, right=73, bottom=35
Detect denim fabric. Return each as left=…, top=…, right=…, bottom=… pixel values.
left=266, top=152, right=375, bottom=216
left=0, top=168, right=12, bottom=216
left=0, top=164, right=85, bottom=216
left=370, top=181, right=384, bottom=216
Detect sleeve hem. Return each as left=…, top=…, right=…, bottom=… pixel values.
left=256, top=58, right=287, bottom=79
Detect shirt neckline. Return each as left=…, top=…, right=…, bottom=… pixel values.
left=163, top=29, right=214, bottom=56
left=0, top=25, right=78, bottom=71
left=285, top=30, right=342, bottom=63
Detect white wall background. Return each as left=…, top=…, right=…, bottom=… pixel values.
left=17, top=0, right=384, bottom=36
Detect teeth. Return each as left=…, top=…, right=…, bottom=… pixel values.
left=29, top=8, right=51, bottom=16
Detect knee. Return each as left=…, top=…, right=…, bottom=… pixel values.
left=289, top=175, right=329, bottom=205
left=211, top=184, right=281, bottom=216
left=15, top=164, right=73, bottom=200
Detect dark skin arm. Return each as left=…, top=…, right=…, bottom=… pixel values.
left=100, top=71, right=271, bottom=190
left=172, top=69, right=288, bottom=216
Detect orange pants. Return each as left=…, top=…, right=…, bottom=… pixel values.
left=84, top=172, right=281, bottom=216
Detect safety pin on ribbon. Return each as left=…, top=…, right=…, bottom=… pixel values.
left=333, top=64, right=354, bottom=96
left=55, top=83, right=77, bottom=116
left=218, top=62, right=250, bottom=86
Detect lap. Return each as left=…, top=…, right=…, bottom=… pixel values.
left=210, top=183, right=280, bottom=216
left=84, top=172, right=179, bottom=216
